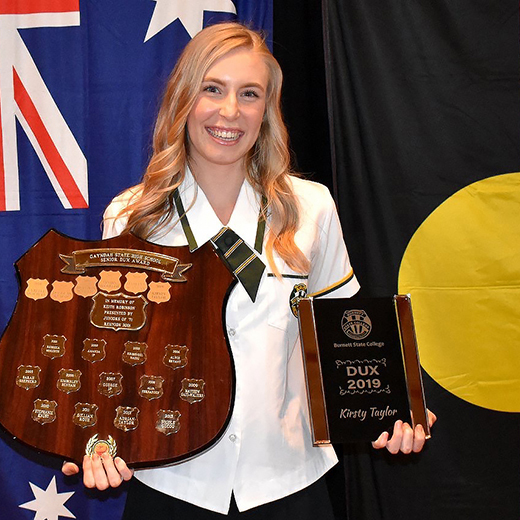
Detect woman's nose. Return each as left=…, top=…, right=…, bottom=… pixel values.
left=219, top=94, right=239, bottom=120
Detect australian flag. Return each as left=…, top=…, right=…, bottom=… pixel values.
left=0, top=1, right=272, bottom=518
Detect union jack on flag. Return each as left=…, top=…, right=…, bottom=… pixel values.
left=0, top=1, right=272, bottom=518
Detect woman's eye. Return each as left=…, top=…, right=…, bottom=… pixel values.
left=203, top=85, right=220, bottom=94
left=242, top=89, right=259, bottom=98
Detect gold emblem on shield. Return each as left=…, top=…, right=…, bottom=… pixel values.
left=98, top=270, right=122, bottom=292
left=147, top=281, right=171, bottom=303
left=85, top=434, right=117, bottom=457
left=25, top=278, right=49, bottom=301
left=50, top=280, right=74, bottom=303
left=124, top=272, right=148, bottom=294
left=74, top=275, right=98, bottom=297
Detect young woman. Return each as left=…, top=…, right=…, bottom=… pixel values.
left=63, top=22, right=435, bottom=519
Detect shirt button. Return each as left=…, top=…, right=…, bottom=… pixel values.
left=228, top=328, right=236, bottom=337
left=229, top=434, right=237, bottom=442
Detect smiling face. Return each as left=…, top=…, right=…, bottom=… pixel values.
left=186, top=47, right=269, bottom=177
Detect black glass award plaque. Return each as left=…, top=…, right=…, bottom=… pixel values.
left=298, top=295, right=429, bottom=444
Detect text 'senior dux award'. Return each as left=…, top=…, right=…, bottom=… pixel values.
left=0, top=230, right=235, bottom=468
left=298, top=295, right=430, bottom=444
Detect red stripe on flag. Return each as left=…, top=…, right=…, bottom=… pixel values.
left=0, top=0, right=79, bottom=15
left=13, top=70, right=87, bottom=209
left=0, top=92, right=5, bottom=212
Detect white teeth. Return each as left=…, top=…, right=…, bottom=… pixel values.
left=207, top=128, right=241, bottom=141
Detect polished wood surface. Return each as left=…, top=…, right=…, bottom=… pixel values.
left=0, top=230, right=235, bottom=468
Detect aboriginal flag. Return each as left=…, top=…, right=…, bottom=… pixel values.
left=322, top=1, right=520, bottom=519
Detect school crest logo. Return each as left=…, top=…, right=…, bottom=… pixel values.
left=341, top=309, right=372, bottom=340
left=289, top=282, right=308, bottom=317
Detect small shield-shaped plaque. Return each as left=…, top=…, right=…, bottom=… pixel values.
left=124, top=272, right=148, bottom=294
left=74, top=275, right=98, bottom=297
left=82, top=338, right=107, bottom=363
left=147, top=281, right=171, bottom=303
left=98, top=270, right=122, bottom=292
left=156, top=410, right=181, bottom=435
left=138, top=375, right=165, bottom=401
left=98, top=372, right=123, bottom=398
left=180, top=378, right=205, bottom=404
left=114, top=406, right=139, bottom=432
left=163, top=345, right=189, bottom=370
left=73, top=402, right=99, bottom=428
left=16, top=365, right=41, bottom=390
left=31, top=399, right=57, bottom=424
left=24, top=278, right=49, bottom=301
left=122, top=341, right=147, bottom=366
left=57, top=369, right=82, bottom=393
left=42, top=334, right=66, bottom=359
left=50, top=280, right=74, bottom=303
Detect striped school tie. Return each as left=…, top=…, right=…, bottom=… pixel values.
left=211, top=227, right=266, bottom=302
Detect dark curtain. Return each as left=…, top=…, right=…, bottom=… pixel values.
left=276, top=1, right=520, bottom=519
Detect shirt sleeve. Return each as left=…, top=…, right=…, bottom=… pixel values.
left=101, top=189, right=136, bottom=239
left=306, top=186, right=360, bottom=298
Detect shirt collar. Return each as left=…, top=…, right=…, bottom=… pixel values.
left=177, top=168, right=263, bottom=253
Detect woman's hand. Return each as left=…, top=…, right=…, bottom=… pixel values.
left=372, top=410, right=437, bottom=454
left=62, top=454, right=134, bottom=490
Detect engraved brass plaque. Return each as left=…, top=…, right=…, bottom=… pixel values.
left=122, top=341, right=147, bottom=366
left=81, top=338, right=107, bottom=363
left=180, top=378, right=205, bottom=404
left=57, top=368, right=82, bottom=393
left=16, top=365, right=41, bottom=390
left=114, top=406, right=139, bottom=432
left=124, top=272, right=148, bottom=294
left=156, top=410, right=181, bottom=435
left=138, top=375, right=165, bottom=401
left=90, top=292, right=148, bottom=331
left=163, top=345, right=189, bottom=370
left=32, top=399, right=58, bottom=425
left=98, top=372, right=123, bottom=398
left=74, top=275, right=98, bottom=297
left=25, top=278, right=49, bottom=301
left=41, top=334, right=66, bottom=359
left=73, top=403, right=99, bottom=428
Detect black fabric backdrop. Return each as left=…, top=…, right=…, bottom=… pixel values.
left=275, top=1, right=520, bottom=519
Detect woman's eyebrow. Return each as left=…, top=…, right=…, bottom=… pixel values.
left=202, top=77, right=265, bottom=91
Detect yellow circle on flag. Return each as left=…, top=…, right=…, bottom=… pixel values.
left=398, top=172, right=520, bottom=412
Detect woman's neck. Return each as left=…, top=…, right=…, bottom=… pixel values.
left=190, top=163, right=246, bottom=225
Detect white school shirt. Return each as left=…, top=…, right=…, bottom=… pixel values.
left=102, top=169, right=360, bottom=514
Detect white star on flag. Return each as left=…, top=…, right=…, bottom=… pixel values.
left=19, top=476, right=75, bottom=520
left=144, top=0, right=237, bottom=41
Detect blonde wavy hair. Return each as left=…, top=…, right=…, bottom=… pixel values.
left=120, top=22, right=309, bottom=275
